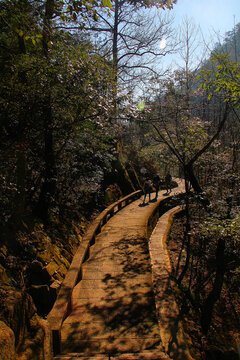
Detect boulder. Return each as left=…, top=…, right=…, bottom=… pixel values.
left=4, top=289, right=36, bottom=350
left=45, top=261, right=59, bottom=277
left=0, top=320, right=16, bottom=360
left=17, top=314, right=52, bottom=360
left=0, top=286, right=52, bottom=360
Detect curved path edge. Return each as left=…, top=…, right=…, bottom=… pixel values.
left=149, top=206, right=195, bottom=360
left=47, top=190, right=142, bottom=353
left=48, top=179, right=189, bottom=358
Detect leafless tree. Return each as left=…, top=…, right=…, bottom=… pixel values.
left=85, top=0, right=177, bottom=94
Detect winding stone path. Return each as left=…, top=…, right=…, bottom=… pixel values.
left=53, top=181, right=191, bottom=359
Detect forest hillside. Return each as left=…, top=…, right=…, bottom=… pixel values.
left=0, top=0, right=239, bottom=359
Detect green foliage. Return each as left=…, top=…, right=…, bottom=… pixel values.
left=102, top=0, right=112, bottom=9
left=200, top=214, right=240, bottom=245
left=137, top=101, right=146, bottom=111
left=0, top=0, right=118, bottom=228
left=198, top=55, right=240, bottom=107
left=129, top=0, right=177, bottom=9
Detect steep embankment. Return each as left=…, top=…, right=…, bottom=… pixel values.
left=0, top=220, right=85, bottom=360
left=0, top=184, right=123, bottom=359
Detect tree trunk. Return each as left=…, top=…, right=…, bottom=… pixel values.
left=13, top=35, right=28, bottom=226
left=36, top=0, right=56, bottom=224
left=185, top=163, right=211, bottom=207
left=200, top=238, right=225, bottom=334
left=112, top=0, right=119, bottom=78
left=184, top=163, right=203, bottom=193
left=37, top=97, right=56, bottom=223
left=112, top=0, right=119, bottom=119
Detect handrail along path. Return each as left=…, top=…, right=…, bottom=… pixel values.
left=47, top=190, right=143, bottom=354
left=47, top=180, right=186, bottom=358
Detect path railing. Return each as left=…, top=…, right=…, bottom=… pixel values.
left=47, top=190, right=142, bottom=355
left=47, top=181, right=185, bottom=356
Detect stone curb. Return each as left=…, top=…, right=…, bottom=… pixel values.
left=149, top=207, right=195, bottom=360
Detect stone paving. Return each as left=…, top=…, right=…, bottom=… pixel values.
left=61, top=196, right=164, bottom=357
left=53, top=181, right=193, bottom=360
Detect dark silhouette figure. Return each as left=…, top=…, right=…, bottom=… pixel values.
left=153, top=173, right=161, bottom=200
left=143, top=178, right=152, bottom=204
left=165, top=172, right=172, bottom=194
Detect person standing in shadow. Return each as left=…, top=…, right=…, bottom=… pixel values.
left=153, top=173, right=161, bottom=200
left=142, top=178, right=153, bottom=204
left=165, top=172, right=172, bottom=194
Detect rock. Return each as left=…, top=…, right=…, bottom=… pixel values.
left=57, top=263, right=68, bottom=278
left=60, top=247, right=72, bottom=262
left=105, top=184, right=123, bottom=205
left=0, top=285, right=52, bottom=359
left=50, top=279, right=61, bottom=292
left=49, top=280, right=61, bottom=308
left=27, top=260, right=52, bottom=285
left=0, top=264, right=10, bottom=284
left=4, top=289, right=36, bottom=350
left=28, top=284, right=56, bottom=316
left=45, top=261, right=59, bottom=277
left=0, top=320, right=16, bottom=360
left=44, top=260, right=68, bottom=282
left=0, top=245, right=8, bottom=258
left=17, top=314, right=52, bottom=360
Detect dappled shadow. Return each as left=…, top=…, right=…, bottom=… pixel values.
left=61, top=291, right=161, bottom=355
left=50, top=181, right=187, bottom=357
left=61, top=231, right=162, bottom=355
left=151, top=261, right=191, bottom=359
left=139, top=202, right=150, bottom=207
left=163, top=192, right=171, bottom=196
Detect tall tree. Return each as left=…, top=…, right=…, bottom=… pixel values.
left=0, top=0, right=115, bottom=229
left=0, top=0, right=40, bottom=227
left=84, top=0, right=177, bottom=93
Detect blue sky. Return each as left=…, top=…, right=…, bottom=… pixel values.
left=170, top=0, right=239, bottom=40
left=160, top=0, right=240, bottom=69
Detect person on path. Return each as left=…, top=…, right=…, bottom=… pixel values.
left=153, top=173, right=161, bottom=200
left=143, top=178, right=152, bottom=204
left=165, top=172, right=172, bottom=193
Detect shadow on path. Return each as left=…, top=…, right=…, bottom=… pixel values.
left=61, top=231, right=163, bottom=355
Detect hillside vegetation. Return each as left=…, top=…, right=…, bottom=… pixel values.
left=0, top=1, right=239, bottom=358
